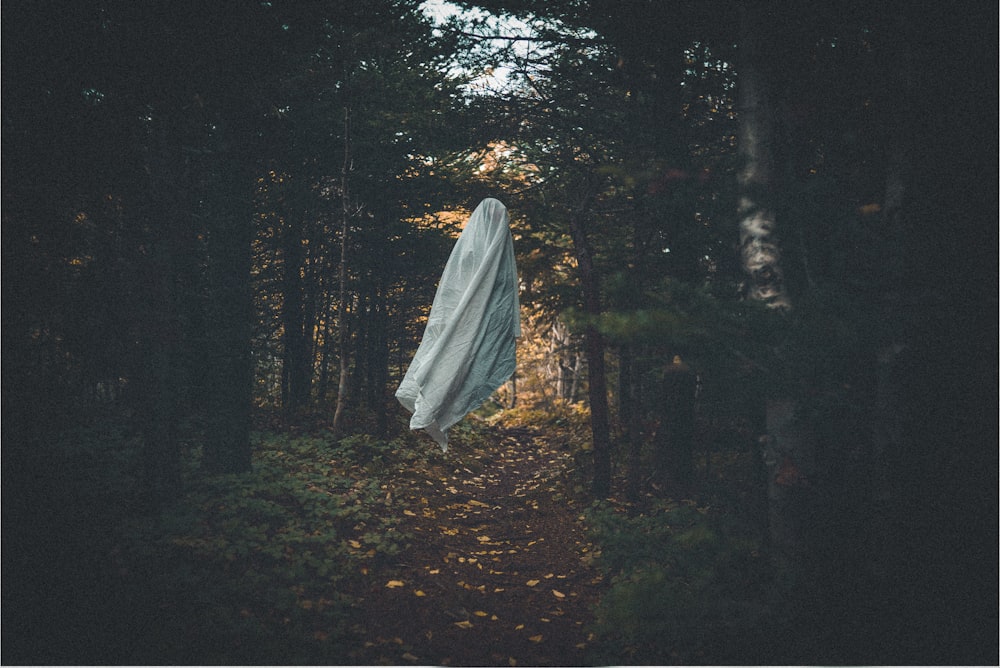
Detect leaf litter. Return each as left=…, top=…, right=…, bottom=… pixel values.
left=346, top=422, right=602, bottom=666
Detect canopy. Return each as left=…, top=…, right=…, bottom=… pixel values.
left=395, top=198, right=521, bottom=450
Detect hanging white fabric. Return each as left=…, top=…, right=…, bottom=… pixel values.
left=395, top=197, right=521, bottom=450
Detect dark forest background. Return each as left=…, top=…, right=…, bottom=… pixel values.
left=3, top=0, right=996, bottom=664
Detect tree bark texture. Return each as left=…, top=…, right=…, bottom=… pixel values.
left=737, top=5, right=791, bottom=310
left=738, top=4, right=807, bottom=569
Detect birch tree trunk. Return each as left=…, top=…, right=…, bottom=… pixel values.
left=737, top=5, right=808, bottom=567
left=737, top=5, right=791, bottom=311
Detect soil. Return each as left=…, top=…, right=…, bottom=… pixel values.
left=345, top=425, right=604, bottom=666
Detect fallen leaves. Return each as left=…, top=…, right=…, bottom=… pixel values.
left=349, top=429, right=597, bottom=666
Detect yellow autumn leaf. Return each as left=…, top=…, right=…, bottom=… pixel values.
left=414, top=590, right=426, bottom=597
left=403, top=509, right=417, bottom=516
left=514, top=624, right=525, bottom=630
left=385, top=580, right=405, bottom=588
left=477, top=535, right=492, bottom=543
left=402, top=652, right=419, bottom=662
left=473, top=610, right=488, bottom=617
left=454, top=620, right=474, bottom=629
left=529, top=634, right=543, bottom=643
left=552, top=589, right=566, bottom=599
left=525, top=579, right=540, bottom=587
left=348, top=539, right=362, bottom=549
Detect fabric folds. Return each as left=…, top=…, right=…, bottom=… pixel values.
left=395, top=197, right=520, bottom=450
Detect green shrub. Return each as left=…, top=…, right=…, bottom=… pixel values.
left=587, top=500, right=774, bottom=664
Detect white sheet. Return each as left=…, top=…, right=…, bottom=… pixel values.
left=395, top=198, right=521, bottom=450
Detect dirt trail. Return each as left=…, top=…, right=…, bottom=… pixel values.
left=347, top=427, right=604, bottom=666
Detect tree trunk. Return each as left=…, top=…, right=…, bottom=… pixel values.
left=332, top=106, right=353, bottom=435
left=867, top=7, right=916, bottom=580
left=135, top=129, right=188, bottom=508
left=568, top=212, right=612, bottom=497
left=737, top=4, right=791, bottom=311
left=620, top=344, right=643, bottom=503
left=372, top=280, right=390, bottom=437
left=137, top=238, right=182, bottom=508
left=738, top=4, right=803, bottom=567
left=201, top=171, right=253, bottom=475
left=656, top=356, right=696, bottom=486
left=281, top=217, right=311, bottom=413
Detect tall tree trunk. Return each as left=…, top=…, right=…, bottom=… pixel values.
left=281, top=217, right=310, bottom=413
left=568, top=212, right=612, bottom=497
left=737, top=5, right=791, bottom=311
left=201, top=167, right=253, bottom=475
left=136, top=129, right=187, bottom=508
left=316, top=293, right=337, bottom=402
left=372, top=279, right=390, bottom=437
left=867, top=6, right=916, bottom=586
left=137, top=236, right=182, bottom=508
left=620, top=344, right=643, bottom=503
left=738, top=4, right=805, bottom=567
left=332, top=106, right=352, bottom=435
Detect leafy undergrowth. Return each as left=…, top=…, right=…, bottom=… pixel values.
left=6, top=408, right=606, bottom=665
left=6, top=404, right=787, bottom=665
left=585, top=499, right=777, bottom=665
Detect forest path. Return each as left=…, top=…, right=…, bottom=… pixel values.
left=347, top=426, right=603, bottom=666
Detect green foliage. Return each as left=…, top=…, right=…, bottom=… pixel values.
left=109, top=431, right=415, bottom=663
left=586, top=499, right=773, bottom=664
